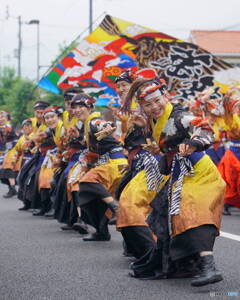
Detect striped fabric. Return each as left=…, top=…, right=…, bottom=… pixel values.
left=134, top=151, right=164, bottom=191
left=67, top=149, right=88, bottom=184
left=0, top=152, right=4, bottom=165
left=168, top=153, right=195, bottom=216
left=227, top=141, right=240, bottom=148
left=94, top=146, right=124, bottom=167
left=68, top=163, right=82, bottom=185
left=41, top=148, right=58, bottom=168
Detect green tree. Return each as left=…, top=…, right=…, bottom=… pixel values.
left=0, top=67, right=20, bottom=106
left=0, top=67, right=37, bottom=126
left=8, top=80, right=37, bottom=124
left=40, top=90, right=63, bottom=106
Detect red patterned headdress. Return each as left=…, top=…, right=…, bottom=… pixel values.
left=71, top=93, right=96, bottom=108
left=43, top=107, right=58, bottom=118
left=136, top=78, right=167, bottom=102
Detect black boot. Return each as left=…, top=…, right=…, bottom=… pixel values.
left=34, top=189, right=50, bottom=216
left=3, top=186, right=17, bottom=198
left=61, top=224, right=74, bottom=231
left=44, top=208, right=55, bottom=217
left=32, top=209, right=45, bottom=216
left=83, top=216, right=111, bottom=241
left=82, top=232, right=111, bottom=241
left=108, top=200, right=119, bottom=225
left=191, top=255, right=223, bottom=287
left=18, top=201, right=31, bottom=211
left=128, top=269, right=165, bottom=280
left=223, top=204, right=231, bottom=215
left=72, top=217, right=89, bottom=234
left=167, top=256, right=200, bottom=279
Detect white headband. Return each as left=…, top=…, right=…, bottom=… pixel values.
left=143, top=89, right=162, bottom=101
left=44, top=111, right=56, bottom=118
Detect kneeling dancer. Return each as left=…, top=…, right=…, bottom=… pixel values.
left=127, top=78, right=226, bottom=287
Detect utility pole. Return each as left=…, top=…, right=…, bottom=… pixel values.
left=89, top=0, right=93, bottom=34
left=18, top=15, right=22, bottom=77
left=37, top=22, right=40, bottom=82
left=28, top=20, right=40, bottom=82
left=6, top=7, right=22, bottom=77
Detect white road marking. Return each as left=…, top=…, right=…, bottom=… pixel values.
left=220, top=231, right=240, bottom=242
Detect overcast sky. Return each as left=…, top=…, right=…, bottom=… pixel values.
left=1, top=0, right=240, bottom=81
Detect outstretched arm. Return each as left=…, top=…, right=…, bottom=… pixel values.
left=178, top=114, right=213, bottom=155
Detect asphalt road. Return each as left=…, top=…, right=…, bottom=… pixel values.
left=0, top=184, right=239, bottom=300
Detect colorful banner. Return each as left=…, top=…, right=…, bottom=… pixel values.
left=39, top=14, right=237, bottom=103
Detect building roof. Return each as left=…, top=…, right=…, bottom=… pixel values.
left=190, top=30, right=240, bottom=54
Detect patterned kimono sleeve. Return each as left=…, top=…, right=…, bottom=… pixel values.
left=60, top=126, right=65, bottom=144
left=56, top=126, right=65, bottom=156
left=179, top=114, right=214, bottom=151
left=75, top=121, right=86, bottom=145
left=14, top=137, right=23, bottom=153
left=5, top=124, right=18, bottom=151
left=90, top=119, right=115, bottom=134
left=13, top=137, right=27, bottom=161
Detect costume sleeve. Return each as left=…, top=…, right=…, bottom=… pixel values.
left=14, top=137, right=27, bottom=155
left=56, top=126, right=65, bottom=153
left=14, top=138, right=22, bottom=153
left=88, top=117, right=120, bottom=155
left=90, top=118, right=115, bottom=134
left=179, top=114, right=213, bottom=151
left=5, top=124, right=18, bottom=150
left=75, top=121, right=86, bottom=144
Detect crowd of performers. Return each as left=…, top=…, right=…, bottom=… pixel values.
left=1, top=69, right=240, bottom=287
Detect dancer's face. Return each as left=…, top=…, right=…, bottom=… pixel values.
left=34, top=109, right=44, bottom=123
left=115, top=81, right=132, bottom=103
left=44, top=113, right=59, bottom=129
left=140, top=95, right=167, bottom=120
left=64, top=98, right=72, bottom=113
left=22, top=124, right=33, bottom=136
left=73, top=105, right=92, bottom=122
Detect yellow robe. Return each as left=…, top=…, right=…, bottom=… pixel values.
left=117, top=112, right=167, bottom=228
left=10, top=134, right=34, bottom=171
left=63, top=111, right=78, bottom=130
left=63, top=110, right=83, bottom=201
left=38, top=120, right=63, bottom=190
left=151, top=104, right=226, bottom=237
left=31, top=117, right=47, bottom=133
left=117, top=170, right=157, bottom=228
left=79, top=112, right=128, bottom=197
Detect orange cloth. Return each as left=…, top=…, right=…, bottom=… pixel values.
left=218, top=149, right=240, bottom=208
left=79, top=158, right=127, bottom=198
left=171, top=155, right=225, bottom=237
left=1, top=148, right=18, bottom=170
left=66, top=163, right=81, bottom=202
left=38, top=168, right=54, bottom=190
left=117, top=170, right=156, bottom=228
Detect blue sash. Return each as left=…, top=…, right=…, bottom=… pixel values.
left=172, top=152, right=204, bottom=184
left=109, top=151, right=126, bottom=159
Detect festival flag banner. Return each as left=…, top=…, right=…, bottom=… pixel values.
left=39, top=14, right=239, bottom=103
